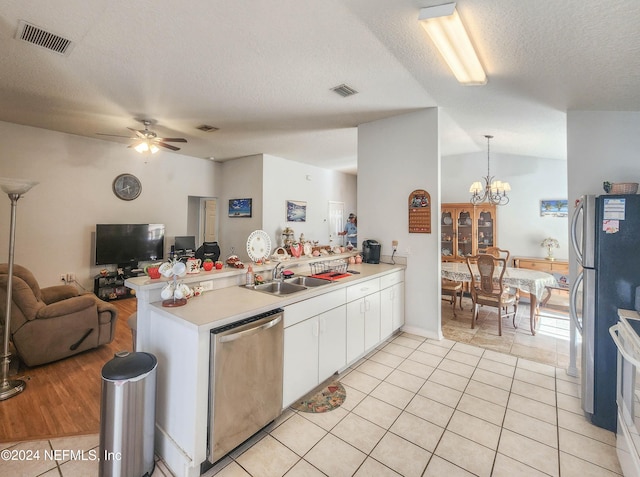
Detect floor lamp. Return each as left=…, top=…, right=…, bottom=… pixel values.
left=0, top=177, right=37, bottom=401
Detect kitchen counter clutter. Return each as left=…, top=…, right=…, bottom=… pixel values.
left=125, top=257, right=405, bottom=477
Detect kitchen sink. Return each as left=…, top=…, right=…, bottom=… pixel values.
left=285, top=276, right=332, bottom=287
left=249, top=281, right=308, bottom=295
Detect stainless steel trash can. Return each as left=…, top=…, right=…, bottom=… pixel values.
left=99, top=351, right=157, bottom=477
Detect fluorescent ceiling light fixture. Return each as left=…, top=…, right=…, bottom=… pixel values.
left=418, top=3, right=486, bottom=85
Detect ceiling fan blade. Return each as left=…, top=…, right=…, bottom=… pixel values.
left=127, top=127, right=147, bottom=139
left=157, top=142, right=181, bottom=151
left=156, top=137, right=187, bottom=143
left=96, top=133, right=135, bottom=139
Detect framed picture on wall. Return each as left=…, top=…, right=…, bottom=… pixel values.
left=540, top=199, right=568, bottom=217
left=228, top=198, right=252, bottom=217
left=286, top=200, right=307, bottom=222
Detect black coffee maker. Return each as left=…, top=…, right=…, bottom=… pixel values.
left=362, top=240, right=381, bottom=264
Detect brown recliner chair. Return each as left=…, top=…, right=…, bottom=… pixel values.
left=0, top=264, right=118, bottom=367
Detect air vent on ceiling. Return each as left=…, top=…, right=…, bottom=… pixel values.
left=15, top=20, right=74, bottom=56
left=196, top=124, right=219, bottom=132
left=331, top=84, right=358, bottom=97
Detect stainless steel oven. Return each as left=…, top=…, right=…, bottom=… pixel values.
left=208, top=308, right=284, bottom=464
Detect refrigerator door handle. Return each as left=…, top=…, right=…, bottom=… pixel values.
left=569, top=271, right=584, bottom=335
left=570, top=197, right=584, bottom=264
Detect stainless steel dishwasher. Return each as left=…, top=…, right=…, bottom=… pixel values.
left=208, top=308, right=284, bottom=464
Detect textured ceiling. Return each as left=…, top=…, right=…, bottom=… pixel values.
left=1, top=0, right=639, bottom=174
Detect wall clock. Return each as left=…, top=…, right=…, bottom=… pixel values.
left=112, top=173, right=142, bottom=201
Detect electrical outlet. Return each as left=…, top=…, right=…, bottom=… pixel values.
left=60, top=274, right=66, bottom=282
left=200, top=280, right=214, bottom=291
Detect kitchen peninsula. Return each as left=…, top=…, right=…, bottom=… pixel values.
left=126, top=254, right=405, bottom=477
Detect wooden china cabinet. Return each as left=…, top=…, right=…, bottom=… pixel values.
left=441, top=203, right=497, bottom=262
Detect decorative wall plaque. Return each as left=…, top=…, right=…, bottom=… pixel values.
left=408, top=189, right=431, bottom=233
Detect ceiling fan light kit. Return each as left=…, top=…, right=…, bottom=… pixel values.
left=98, top=119, right=187, bottom=154
left=418, top=3, right=486, bottom=85
left=133, top=141, right=160, bottom=154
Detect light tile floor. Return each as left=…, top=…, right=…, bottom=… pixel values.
left=2, top=332, right=621, bottom=477
left=442, top=294, right=574, bottom=369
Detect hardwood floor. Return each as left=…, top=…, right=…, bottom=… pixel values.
left=0, top=298, right=136, bottom=443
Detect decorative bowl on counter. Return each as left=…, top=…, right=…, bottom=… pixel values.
left=271, top=247, right=289, bottom=261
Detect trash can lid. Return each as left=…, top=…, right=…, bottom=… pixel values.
left=102, top=351, right=157, bottom=380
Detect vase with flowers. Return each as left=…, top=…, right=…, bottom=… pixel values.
left=541, top=237, right=559, bottom=261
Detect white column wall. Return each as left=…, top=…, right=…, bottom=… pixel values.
left=358, top=108, right=441, bottom=339
left=567, top=110, right=640, bottom=275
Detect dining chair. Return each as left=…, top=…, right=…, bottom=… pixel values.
left=466, top=254, right=519, bottom=336
left=483, top=246, right=518, bottom=303
left=483, top=246, right=510, bottom=263
left=441, top=278, right=463, bottom=316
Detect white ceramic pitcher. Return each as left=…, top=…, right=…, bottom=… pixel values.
left=186, top=257, right=201, bottom=274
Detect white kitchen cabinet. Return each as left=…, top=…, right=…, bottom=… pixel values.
left=318, top=306, right=347, bottom=383
left=364, top=293, right=381, bottom=350
left=380, top=270, right=405, bottom=340
left=346, top=278, right=381, bottom=364
left=346, top=299, right=365, bottom=363
left=392, top=282, right=405, bottom=331
left=283, top=315, right=319, bottom=407
left=283, top=305, right=346, bottom=407
left=282, top=289, right=347, bottom=408
left=381, top=282, right=404, bottom=336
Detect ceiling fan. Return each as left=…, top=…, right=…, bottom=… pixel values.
left=97, top=119, right=187, bottom=153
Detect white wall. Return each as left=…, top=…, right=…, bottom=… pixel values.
left=0, top=123, right=357, bottom=288
left=567, top=111, right=640, bottom=275
left=358, top=108, right=441, bottom=339
left=0, top=121, right=219, bottom=289
left=262, top=154, right=357, bottom=250
left=442, top=153, right=568, bottom=260
left=218, top=154, right=356, bottom=262
left=218, top=155, right=264, bottom=261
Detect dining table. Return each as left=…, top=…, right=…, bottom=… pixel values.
left=441, top=261, right=559, bottom=335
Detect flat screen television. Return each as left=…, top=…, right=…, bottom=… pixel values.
left=95, top=224, right=165, bottom=266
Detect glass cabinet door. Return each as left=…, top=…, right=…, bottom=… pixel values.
left=456, top=209, right=473, bottom=259
left=476, top=207, right=495, bottom=253
left=441, top=209, right=455, bottom=259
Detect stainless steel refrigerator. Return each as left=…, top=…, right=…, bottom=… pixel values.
left=570, top=194, right=640, bottom=432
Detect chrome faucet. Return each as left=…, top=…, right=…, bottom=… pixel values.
left=272, top=262, right=285, bottom=281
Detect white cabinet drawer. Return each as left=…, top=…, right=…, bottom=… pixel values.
left=284, top=288, right=346, bottom=327
left=346, top=278, right=380, bottom=302
left=380, top=270, right=404, bottom=289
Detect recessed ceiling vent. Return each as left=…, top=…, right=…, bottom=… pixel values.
left=331, top=84, right=358, bottom=97
left=15, top=20, right=74, bottom=56
left=196, top=124, right=219, bottom=133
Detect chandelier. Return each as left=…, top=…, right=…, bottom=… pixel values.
left=469, top=135, right=510, bottom=206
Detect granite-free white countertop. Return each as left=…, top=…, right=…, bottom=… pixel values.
left=143, top=261, right=405, bottom=331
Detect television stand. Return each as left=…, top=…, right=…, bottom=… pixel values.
left=94, top=269, right=143, bottom=301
